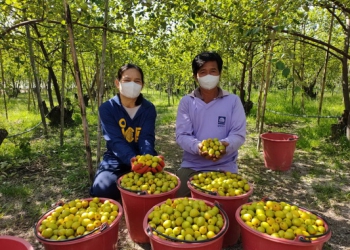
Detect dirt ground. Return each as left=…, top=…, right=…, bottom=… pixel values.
left=1, top=124, right=349, bottom=250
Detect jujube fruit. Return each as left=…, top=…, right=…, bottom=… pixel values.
left=190, top=171, right=251, bottom=196
left=131, top=154, right=165, bottom=173
left=147, top=197, right=225, bottom=242
left=239, top=200, right=327, bottom=240
left=120, top=171, right=178, bottom=194
left=37, top=198, right=119, bottom=240
left=199, top=138, right=226, bottom=161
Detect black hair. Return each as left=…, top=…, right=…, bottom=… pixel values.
left=117, top=63, right=144, bottom=84
left=191, top=51, right=223, bottom=76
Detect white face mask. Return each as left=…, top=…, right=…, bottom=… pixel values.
left=198, top=74, right=220, bottom=90
left=119, top=81, right=142, bottom=98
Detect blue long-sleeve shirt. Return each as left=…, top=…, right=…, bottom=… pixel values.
left=99, top=94, right=157, bottom=168
left=175, top=88, right=246, bottom=173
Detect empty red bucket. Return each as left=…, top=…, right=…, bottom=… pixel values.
left=188, top=180, right=253, bottom=247
left=0, top=236, right=34, bottom=250
left=117, top=171, right=180, bottom=243
left=34, top=198, right=123, bottom=250
left=260, top=132, right=298, bottom=171
left=235, top=202, right=331, bottom=250
left=143, top=198, right=229, bottom=250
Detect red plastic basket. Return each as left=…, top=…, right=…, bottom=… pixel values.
left=34, top=198, right=123, bottom=250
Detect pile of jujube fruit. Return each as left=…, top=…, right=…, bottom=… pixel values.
left=239, top=200, right=327, bottom=240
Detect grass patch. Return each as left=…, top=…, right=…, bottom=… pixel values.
left=0, top=183, right=32, bottom=198
left=312, top=183, right=343, bottom=203
left=333, top=160, right=346, bottom=171
left=291, top=170, right=302, bottom=181
left=308, top=166, right=328, bottom=177
left=156, top=106, right=178, bottom=126
left=249, top=90, right=343, bottom=152
left=62, top=168, right=91, bottom=193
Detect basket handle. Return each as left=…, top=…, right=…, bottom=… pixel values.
left=188, top=181, right=218, bottom=196
left=294, top=209, right=331, bottom=242
left=188, top=170, right=228, bottom=196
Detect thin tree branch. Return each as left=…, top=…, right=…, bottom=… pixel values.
left=326, top=7, right=346, bottom=31
left=298, top=38, right=342, bottom=61
left=1, top=18, right=141, bottom=38
left=276, top=27, right=350, bottom=59
left=328, top=0, right=350, bottom=14
left=203, top=11, right=227, bottom=21
left=1, top=19, right=44, bottom=37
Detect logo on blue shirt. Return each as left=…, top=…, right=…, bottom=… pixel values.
left=218, top=116, right=226, bottom=126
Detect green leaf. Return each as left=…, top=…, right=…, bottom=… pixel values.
left=187, top=19, right=195, bottom=27
left=244, top=29, right=252, bottom=36
left=282, top=67, right=290, bottom=78
left=128, top=16, right=134, bottom=27
left=275, top=61, right=285, bottom=70
left=252, top=27, right=260, bottom=35
left=294, top=86, right=301, bottom=92
left=302, top=5, right=309, bottom=12
left=292, top=19, right=300, bottom=25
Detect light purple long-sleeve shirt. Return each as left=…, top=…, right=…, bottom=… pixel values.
left=175, top=88, right=246, bottom=173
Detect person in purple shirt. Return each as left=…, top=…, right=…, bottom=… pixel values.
left=90, top=63, right=157, bottom=201
left=175, top=51, right=246, bottom=197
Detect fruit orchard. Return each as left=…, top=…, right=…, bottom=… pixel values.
left=1, top=1, right=350, bottom=250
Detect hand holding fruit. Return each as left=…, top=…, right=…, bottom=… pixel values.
left=131, top=154, right=165, bottom=174
left=198, top=138, right=227, bottom=161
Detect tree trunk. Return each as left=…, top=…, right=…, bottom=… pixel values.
left=343, top=14, right=350, bottom=140
left=247, top=47, right=254, bottom=102
left=239, top=61, right=247, bottom=103
left=256, top=42, right=269, bottom=132
left=257, top=4, right=281, bottom=150
left=96, top=0, right=109, bottom=168
left=64, top=0, right=94, bottom=183
left=238, top=43, right=251, bottom=104
left=95, top=52, right=101, bottom=99
left=0, top=129, right=8, bottom=146
left=0, top=49, right=8, bottom=120
left=303, top=64, right=323, bottom=99
left=299, top=25, right=306, bottom=113
left=167, top=75, right=173, bottom=106
left=26, top=65, right=33, bottom=110
left=318, top=7, right=335, bottom=124
left=32, top=24, right=61, bottom=106
left=25, top=23, right=48, bottom=137
left=60, top=33, right=67, bottom=147
left=80, top=52, right=95, bottom=112
left=292, top=40, right=296, bottom=106
left=47, top=72, right=54, bottom=109
left=11, top=77, right=17, bottom=98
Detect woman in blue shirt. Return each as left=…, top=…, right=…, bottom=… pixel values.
left=90, top=63, right=157, bottom=201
